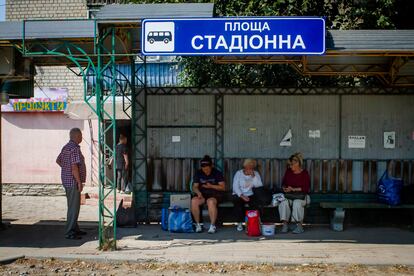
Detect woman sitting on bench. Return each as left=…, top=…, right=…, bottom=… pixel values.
left=232, top=159, right=263, bottom=232
left=278, top=152, right=310, bottom=234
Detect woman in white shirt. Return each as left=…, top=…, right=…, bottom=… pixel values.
left=232, top=159, right=263, bottom=231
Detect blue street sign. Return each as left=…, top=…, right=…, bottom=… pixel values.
left=141, top=17, right=325, bottom=56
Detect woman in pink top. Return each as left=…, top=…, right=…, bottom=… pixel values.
left=278, top=152, right=311, bottom=234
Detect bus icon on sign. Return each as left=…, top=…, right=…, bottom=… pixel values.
left=143, top=21, right=175, bottom=53
left=147, top=31, right=172, bottom=44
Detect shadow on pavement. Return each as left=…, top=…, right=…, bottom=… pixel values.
left=1, top=222, right=414, bottom=250
left=0, top=221, right=98, bottom=248
left=116, top=224, right=414, bottom=247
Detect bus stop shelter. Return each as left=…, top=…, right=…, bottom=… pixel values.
left=0, top=3, right=413, bottom=250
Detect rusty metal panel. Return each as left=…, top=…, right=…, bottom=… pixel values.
left=341, top=95, right=414, bottom=159
left=148, top=128, right=214, bottom=158
left=147, top=95, right=214, bottom=126
left=224, top=95, right=339, bottom=159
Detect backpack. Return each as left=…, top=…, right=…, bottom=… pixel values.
left=245, top=210, right=261, bottom=236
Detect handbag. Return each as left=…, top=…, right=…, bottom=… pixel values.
left=377, top=170, right=403, bottom=206
left=252, top=186, right=272, bottom=206
left=168, top=208, right=194, bottom=233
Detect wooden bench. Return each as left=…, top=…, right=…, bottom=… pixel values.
left=147, top=158, right=414, bottom=224
left=320, top=201, right=414, bottom=231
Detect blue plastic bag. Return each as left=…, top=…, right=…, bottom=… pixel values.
left=168, top=208, right=194, bottom=233
left=377, top=170, right=403, bottom=206
left=161, top=208, right=169, bottom=231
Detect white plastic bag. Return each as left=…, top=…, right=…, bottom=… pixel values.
left=271, top=193, right=286, bottom=206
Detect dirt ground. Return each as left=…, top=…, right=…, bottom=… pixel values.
left=1, top=258, right=414, bottom=276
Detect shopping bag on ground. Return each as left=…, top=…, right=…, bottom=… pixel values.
left=161, top=208, right=169, bottom=231
left=168, top=208, right=194, bottom=233
left=377, top=170, right=403, bottom=206
left=245, top=210, right=261, bottom=236
left=116, top=199, right=137, bottom=228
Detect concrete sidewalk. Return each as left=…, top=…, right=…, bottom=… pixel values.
left=1, top=223, right=414, bottom=266
left=2, top=193, right=414, bottom=266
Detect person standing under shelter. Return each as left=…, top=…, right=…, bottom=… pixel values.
left=116, top=134, right=129, bottom=194
left=191, top=155, right=225, bottom=234
left=56, top=128, right=87, bottom=240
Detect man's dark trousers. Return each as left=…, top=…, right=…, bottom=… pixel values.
left=64, top=186, right=80, bottom=236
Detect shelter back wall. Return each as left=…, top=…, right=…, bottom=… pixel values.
left=147, top=94, right=414, bottom=160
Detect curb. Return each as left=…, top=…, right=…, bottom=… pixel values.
left=0, top=255, right=25, bottom=265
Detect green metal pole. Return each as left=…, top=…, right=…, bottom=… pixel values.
left=111, top=26, right=117, bottom=248
left=96, top=27, right=104, bottom=249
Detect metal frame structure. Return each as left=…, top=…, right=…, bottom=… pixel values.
left=214, top=53, right=414, bottom=87
left=131, top=57, right=149, bottom=222
left=214, top=95, right=224, bottom=172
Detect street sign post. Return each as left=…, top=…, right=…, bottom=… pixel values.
left=142, top=17, right=325, bottom=56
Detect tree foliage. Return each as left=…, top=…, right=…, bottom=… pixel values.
left=131, top=0, right=411, bottom=87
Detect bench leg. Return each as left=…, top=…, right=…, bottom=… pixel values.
left=330, top=208, right=345, bottom=231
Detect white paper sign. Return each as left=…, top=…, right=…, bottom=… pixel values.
left=384, top=131, right=395, bottom=149
left=172, top=135, right=181, bottom=142
left=348, top=135, right=366, bottom=149
left=280, top=129, right=292, bottom=147
left=309, top=130, right=321, bottom=138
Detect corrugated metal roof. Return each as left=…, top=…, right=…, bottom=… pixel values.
left=0, top=17, right=412, bottom=54
left=0, top=20, right=95, bottom=40
left=327, top=30, right=414, bottom=51
left=95, top=3, right=215, bottom=20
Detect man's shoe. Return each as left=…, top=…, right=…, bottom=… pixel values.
left=76, top=230, right=87, bottom=236
left=280, top=223, right=289, bottom=233
left=195, top=223, right=203, bottom=233
left=65, top=234, right=81, bottom=240
left=236, top=223, right=243, bottom=232
left=292, top=224, right=304, bottom=234
left=208, top=224, right=216, bottom=234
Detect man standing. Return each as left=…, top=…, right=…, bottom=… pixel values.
left=56, top=128, right=87, bottom=240
left=116, top=134, right=129, bottom=194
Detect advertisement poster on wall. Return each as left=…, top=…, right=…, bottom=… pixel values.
left=1, top=87, right=67, bottom=112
